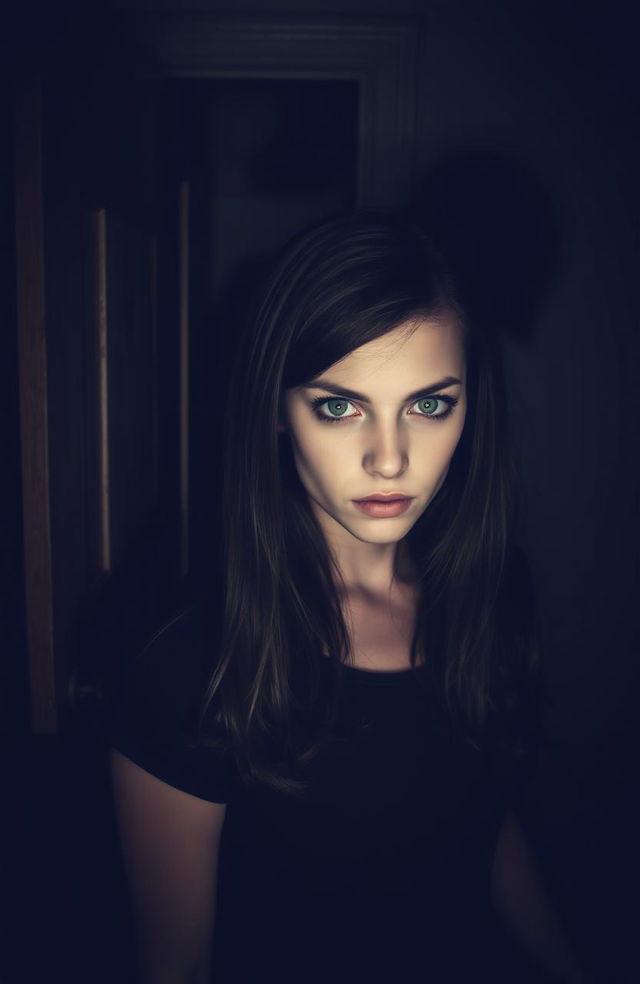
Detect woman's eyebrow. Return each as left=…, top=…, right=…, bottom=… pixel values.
left=301, top=376, right=462, bottom=403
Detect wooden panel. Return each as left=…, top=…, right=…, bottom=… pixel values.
left=128, top=13, right=418, bottom=207
left=93, top=209, right=111, bottom=573
left=87, top=213, right=162, bottom=580
left=16, top=32, right=170, bottom=731
left=14, top=75, right=56, bottom=732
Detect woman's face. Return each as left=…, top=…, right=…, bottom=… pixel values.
left=279, top=314, right=467, bottom=562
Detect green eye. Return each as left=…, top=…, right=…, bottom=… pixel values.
left=417, top=398, right=439, bottom=415
left=325, top=399, right=351, bottom=418
left=309, top=394, right=459, bottom=425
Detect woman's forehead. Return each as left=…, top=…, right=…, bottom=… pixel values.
left=314, top=317, right=465, bottom=386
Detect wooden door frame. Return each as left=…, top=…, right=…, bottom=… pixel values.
left=15, top=74, right=56, bottom=731
left=129, top=12, right=419, bottom=206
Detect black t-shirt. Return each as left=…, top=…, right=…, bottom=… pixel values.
left=108, top=602, right=528, bottom=983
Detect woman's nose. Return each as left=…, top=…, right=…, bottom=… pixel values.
left=363, top=425, right=408, bottom=477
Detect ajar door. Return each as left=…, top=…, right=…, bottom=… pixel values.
left=15, top=21, right=185, bottom=732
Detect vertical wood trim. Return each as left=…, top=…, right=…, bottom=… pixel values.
left=150, top=236, right=159, bottom=501
left=15, top=75, right=56, bottom=732
left=179, top=181, right=190, bottom=577
left=93, top=209, right=111, bottom=573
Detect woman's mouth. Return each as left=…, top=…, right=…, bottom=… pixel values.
left=352, top=497, right=413, bottom=518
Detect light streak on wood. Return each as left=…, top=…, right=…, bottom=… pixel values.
left=94, top=209, right=111, bottom=573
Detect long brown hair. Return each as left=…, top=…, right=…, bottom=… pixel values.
left=197, top=210, right=542, bottom=794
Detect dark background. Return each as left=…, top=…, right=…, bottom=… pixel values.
left=2, top=0, right=638, bottom=982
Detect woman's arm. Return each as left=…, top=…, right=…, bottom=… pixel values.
left=110, top=748, right=227, bottom=984
left=491, top=809, right=591, bottom=983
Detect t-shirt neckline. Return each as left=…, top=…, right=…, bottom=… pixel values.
left=321, top=652, right=429, bottom=687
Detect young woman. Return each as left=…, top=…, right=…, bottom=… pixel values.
left=109, top=211, right=588, bottom=983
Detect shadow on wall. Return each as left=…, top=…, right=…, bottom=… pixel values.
left=209, top=147, right=561, bottom=359
left=411, top=149, right=560, bottom=346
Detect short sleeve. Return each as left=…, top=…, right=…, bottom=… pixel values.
left=107, top=604, right=239, bottom=804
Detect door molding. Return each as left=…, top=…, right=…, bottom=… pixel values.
left=15, top=75, right=57, bottom=731
left=129, top=12, right=419, bottom=206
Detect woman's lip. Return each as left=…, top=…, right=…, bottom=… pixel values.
left=354, top=495, right=412, bottom=502
left=353, top=498, right=413, bottom=517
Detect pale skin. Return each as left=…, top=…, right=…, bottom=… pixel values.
left=111, top=314, right=588, bottom=982
left=279, top=313, right=466, bottom=670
